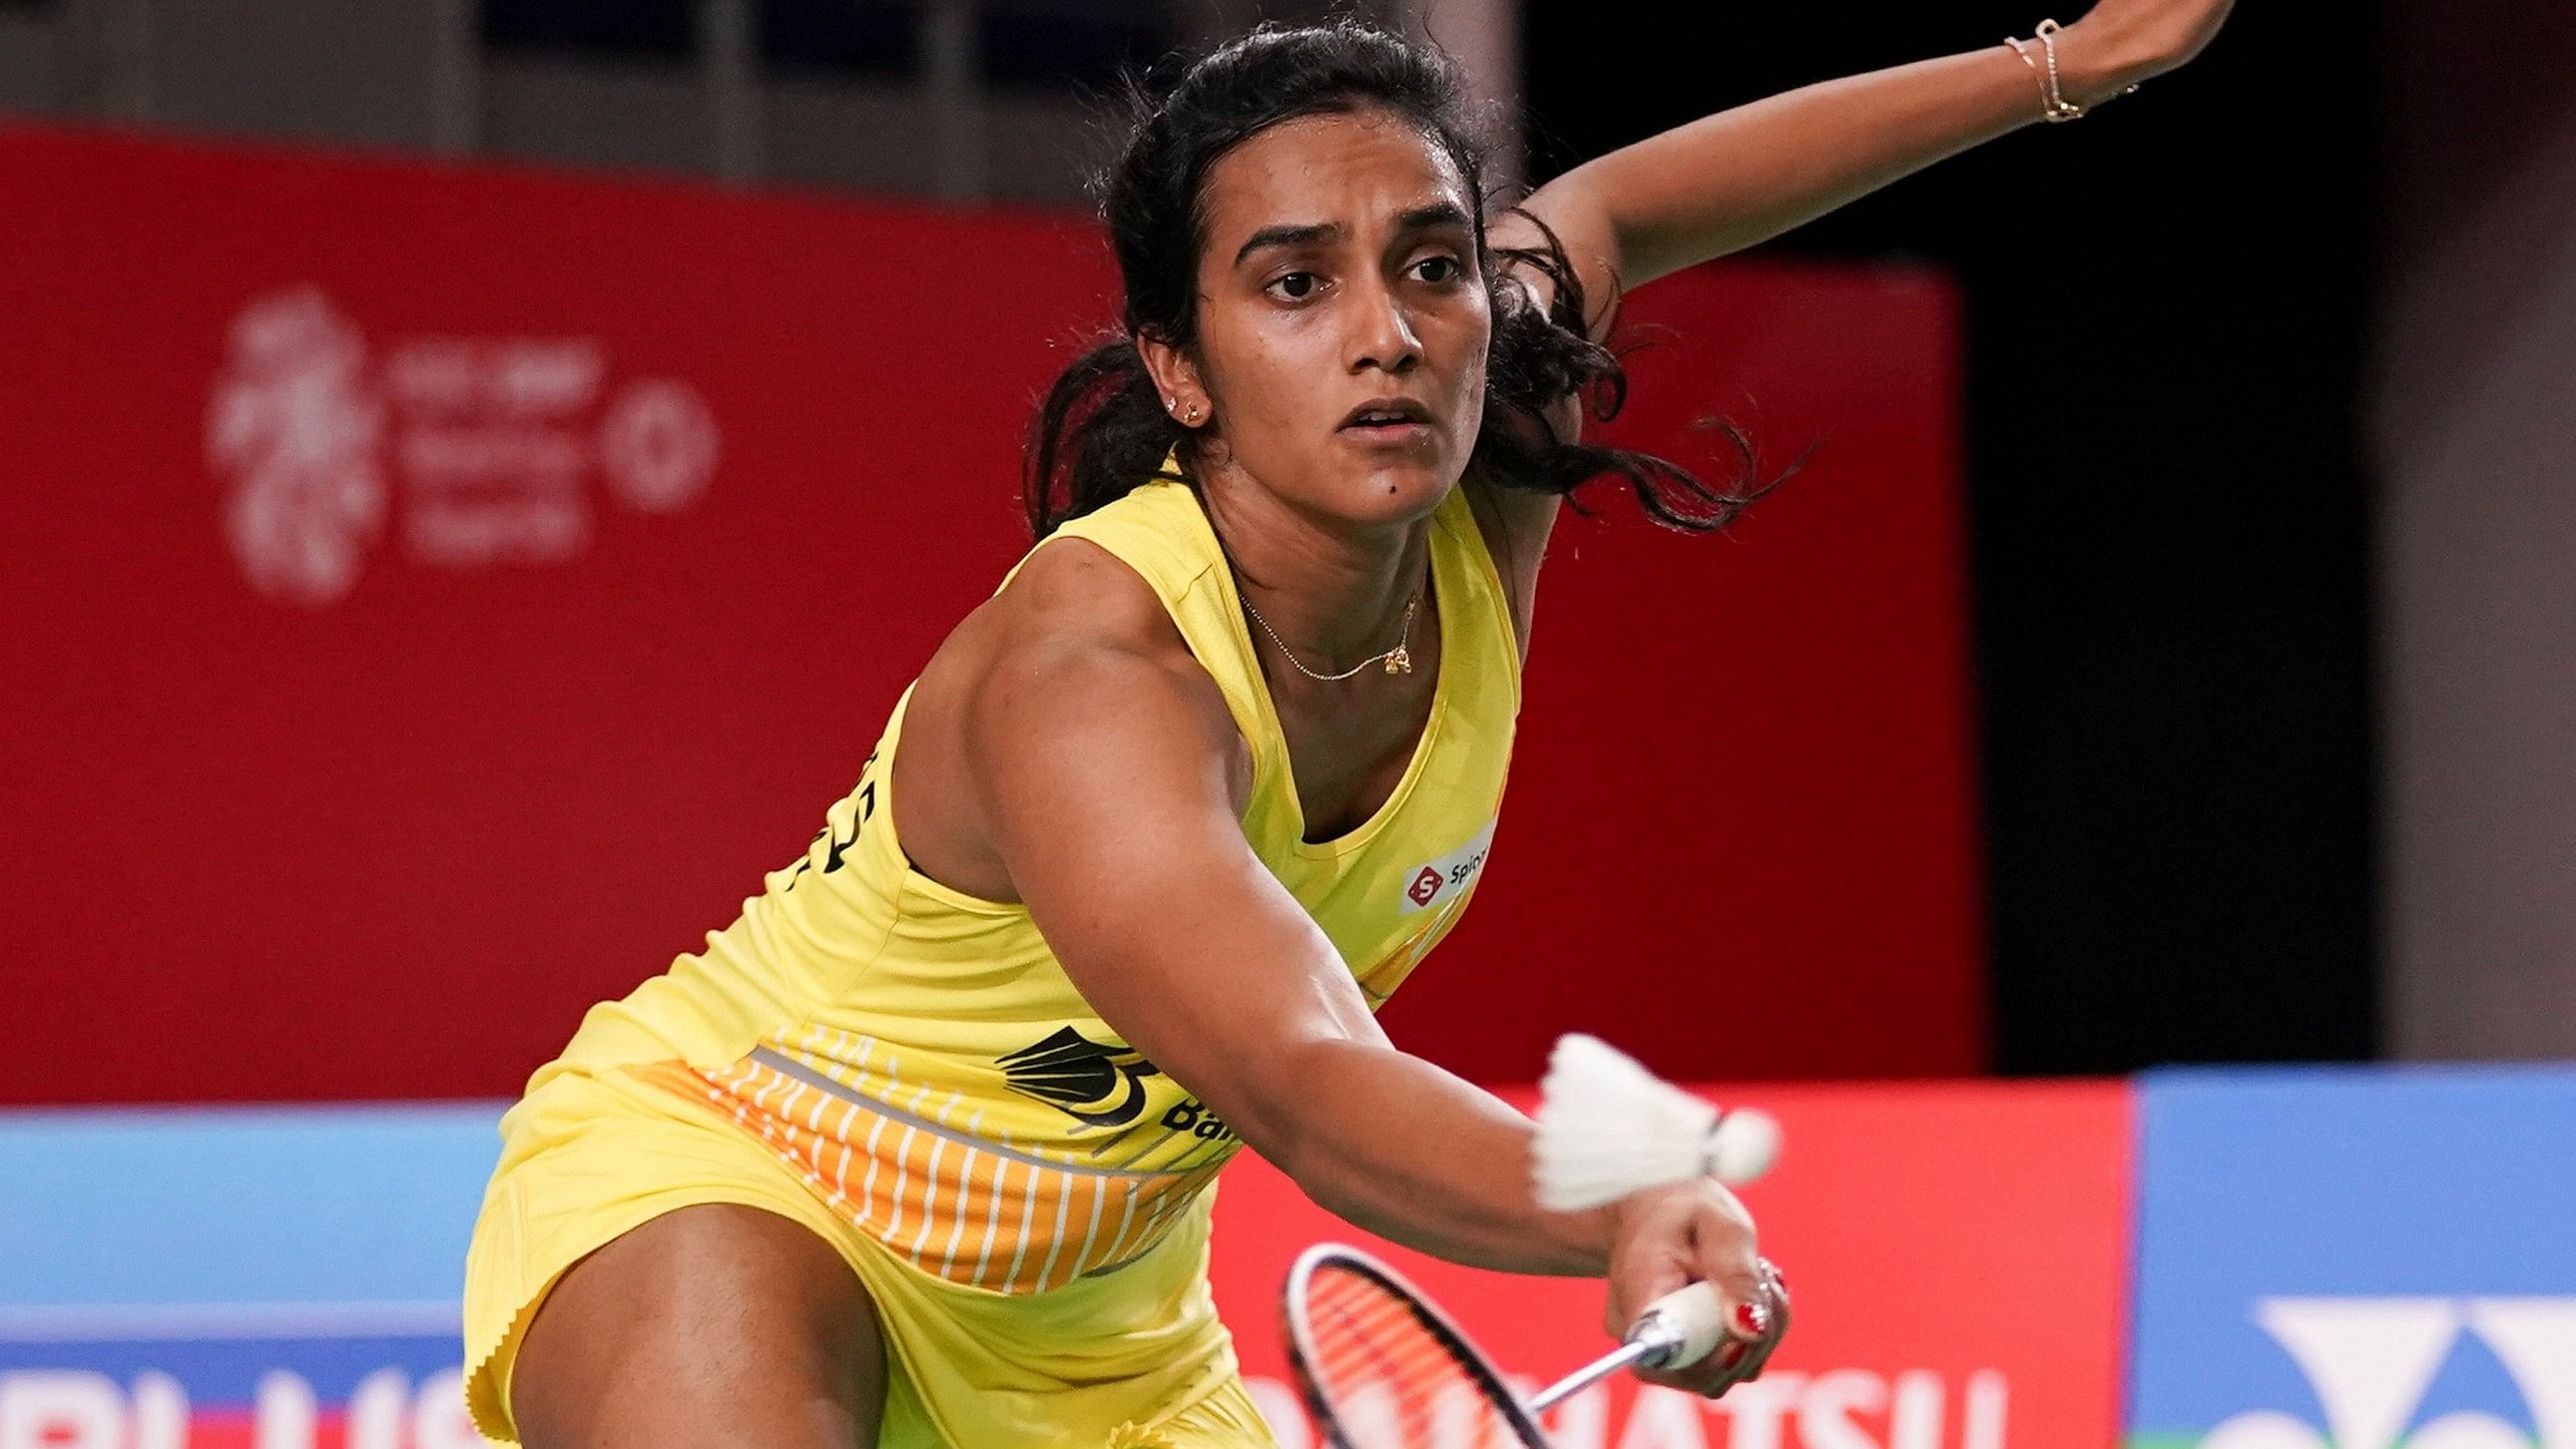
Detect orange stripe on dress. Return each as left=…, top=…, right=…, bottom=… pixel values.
left=629, top=1055, right=1231, bottom=1294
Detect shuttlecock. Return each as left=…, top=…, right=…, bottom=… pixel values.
left=1532, top=1034, right=1783, bottom=1211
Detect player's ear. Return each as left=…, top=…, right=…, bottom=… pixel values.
left=1134, top=327, right=1209, bottom=429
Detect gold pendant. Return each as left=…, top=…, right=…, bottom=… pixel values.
left=1384, top=646, right=1410, bottom=675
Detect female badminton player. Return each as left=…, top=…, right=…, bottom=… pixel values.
left=463, top=5, right=2232, bottom=1445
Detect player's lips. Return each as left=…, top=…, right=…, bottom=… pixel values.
left=1337, top=396, right=1434, bottom=445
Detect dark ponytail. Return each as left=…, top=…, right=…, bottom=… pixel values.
left=1023, top=336, right=1188, bottom=538
left=1024, top=19, right=1784, bottom=539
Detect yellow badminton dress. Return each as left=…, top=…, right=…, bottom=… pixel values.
left=462, top=463, right=1521, bottom=1447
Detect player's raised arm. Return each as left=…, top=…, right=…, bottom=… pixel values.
left=1502, top=0, right=2235, bottom=336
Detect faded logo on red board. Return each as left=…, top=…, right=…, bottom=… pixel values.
left=208, top=286, right=721, bottom=605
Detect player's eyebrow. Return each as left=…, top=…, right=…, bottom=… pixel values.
left=1392, top=202, right=1474, bottom=238
left=1232, top=202, right=1474, bottom=268
left=1235, top=221, right=1340, bottom=267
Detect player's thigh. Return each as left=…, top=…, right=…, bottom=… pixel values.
left=510, top=1203, right=888, bottom=1449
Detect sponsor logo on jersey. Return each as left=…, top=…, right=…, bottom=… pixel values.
left=996, top=1026, right=1162, bottom=1130
left=1159, top=1097, right=1237, bottom=1145
left=1397, top=819, right=1496, bottom=915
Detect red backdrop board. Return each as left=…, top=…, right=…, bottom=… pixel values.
left=1208, top=1082, right=2137, bottom=1449
left=0, top=125, right=1979, bottom=1104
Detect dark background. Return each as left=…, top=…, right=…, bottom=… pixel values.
left=1524, top=4, right=2384, bottom=1075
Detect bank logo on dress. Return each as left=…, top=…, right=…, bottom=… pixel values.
left=997, top=1026, right=1162, bottom=1130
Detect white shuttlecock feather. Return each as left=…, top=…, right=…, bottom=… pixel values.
left=1532, top=1033, right=1783, bottom=1211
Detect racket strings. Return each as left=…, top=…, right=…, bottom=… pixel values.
left=1300, top=1267, right=1530, bottom=1449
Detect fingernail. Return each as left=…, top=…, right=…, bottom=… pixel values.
left=1734, top=1299, right=1771, bottom=1338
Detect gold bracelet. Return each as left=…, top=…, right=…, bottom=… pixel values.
left=2003, top=18, right=2141, bottom=124
left=2001, top=36, right=2074, bottom=121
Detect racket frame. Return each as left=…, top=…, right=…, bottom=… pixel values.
left=1282, top=1243, right=1555, bottom=1449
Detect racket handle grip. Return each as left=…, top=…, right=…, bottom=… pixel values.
left=1629, top=1281, right=1731, bottom=1368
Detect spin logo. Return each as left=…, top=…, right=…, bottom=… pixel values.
left=2200, top=1297, right=2576, bottom=1449
left=1396, top=819, right=1496, bottom=916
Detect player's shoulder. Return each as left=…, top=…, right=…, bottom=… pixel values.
left=963, top=535, right=1241, bottom=764
left=982, top=533, right=1195, bottom=684
left=889, top=529, right=1249, bottom=895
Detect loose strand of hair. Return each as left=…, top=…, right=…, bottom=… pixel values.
left=1473, top=204, right=1800, bottom=531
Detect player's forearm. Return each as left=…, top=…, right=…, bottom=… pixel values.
left=1257, top=1038, right=1613, bottom=1276
left=1544, top=23, right=2154, bottom=289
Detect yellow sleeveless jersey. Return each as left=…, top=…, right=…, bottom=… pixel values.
left=530, top=466, right=1520, bottom=1296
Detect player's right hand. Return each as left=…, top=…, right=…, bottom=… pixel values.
left=1601, top=1177, right=1791, bottom=1394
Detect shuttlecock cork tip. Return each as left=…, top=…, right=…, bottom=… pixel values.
left=1704, top=1108, right=1782, bottom=1186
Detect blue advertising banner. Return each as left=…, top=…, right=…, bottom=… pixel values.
left=2127, top=1067, right=2576, bottom=1449
left=0, top=1105, right=501, bottom=1447
left=12, top=1068, right=2574, bottom=1449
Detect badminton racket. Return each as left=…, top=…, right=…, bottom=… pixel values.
left=1283, top=1243, right=1741, bottom=1447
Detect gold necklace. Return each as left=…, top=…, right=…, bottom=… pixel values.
left=1241, top=588, right=1421, bottom=681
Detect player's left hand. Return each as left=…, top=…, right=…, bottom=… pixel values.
left=2053, top=0, right=2237, bottom=108
left=1601, top=1178, right=1792, bottom=1395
